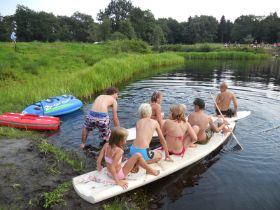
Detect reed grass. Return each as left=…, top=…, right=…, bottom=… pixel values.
left=178, top=51, right=270, bottom=60
left=0, top=41, right=184, bottom=113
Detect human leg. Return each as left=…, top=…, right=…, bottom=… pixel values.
left=122, top=153, right=160, bottom=176
left=184, top=125, right=199, bottom=148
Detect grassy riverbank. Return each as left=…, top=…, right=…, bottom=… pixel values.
left=0, top=40, right=272, bottom=209
left=0, top=40, right=184, bottom=114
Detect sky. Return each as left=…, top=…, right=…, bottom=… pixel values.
left=0, top=0, right=279, bottom=22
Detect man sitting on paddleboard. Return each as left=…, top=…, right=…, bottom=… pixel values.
left=129, top=103, right=170, bottom=164
left=80, top=87, right=120, bottom=149
left=188, top=98, right=228, bottom=144
left=215, top=82, right=238, bottom=117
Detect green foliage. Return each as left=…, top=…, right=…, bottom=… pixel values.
left=43, top=181, right=72, bottom=209
left=0, top=127, right=40, bottom=139
left=38, top=140, right=85, bottom=172
left=178, top=51, right=270, bottom=60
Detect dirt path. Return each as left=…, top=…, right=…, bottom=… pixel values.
left=0, top=138, right=102, bottom=210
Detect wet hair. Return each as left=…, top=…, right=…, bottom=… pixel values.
left=193, top=98, right=205, bottom=109
left=138, top=103, right=152, bottom=118
left=170, top=104, right=186, bottom=122
left=106, top=87, right=119, bottom=95
left=151, top=90, right=161, bottom=102
left=220, top=82, right=228, bottom=89
left=109, top=127, right=128, bottom=148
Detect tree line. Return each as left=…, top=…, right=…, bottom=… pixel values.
left=0, top=0, right=279, bottom=45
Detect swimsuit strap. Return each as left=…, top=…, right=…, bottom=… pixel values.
left=105, top=146, right=122, bottom=164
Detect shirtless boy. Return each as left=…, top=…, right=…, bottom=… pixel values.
left=80, top=87, right=120, bottom=149
left=129, top=103, right=170, bottom=164
left=150, top=90, right=164, bottom=128
left=215, top=82, right=238, bottom=117
left=188, top=98, right=227, bottom=144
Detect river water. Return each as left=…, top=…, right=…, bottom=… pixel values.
left=50, top=59, right=280, bottom=209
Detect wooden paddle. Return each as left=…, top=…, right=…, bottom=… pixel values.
left=209, top=92, right=243, bottom=150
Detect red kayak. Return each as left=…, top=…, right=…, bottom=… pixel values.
left=0, top=112, right=60, bottom=131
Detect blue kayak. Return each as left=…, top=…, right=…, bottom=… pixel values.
left=22, top=95, right=83, bottom=116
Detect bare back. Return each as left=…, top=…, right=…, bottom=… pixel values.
left=134, top=118, right=159, bottom=148
left=91, top=95, right=116, bottom=112
left=162, top=119, right=188, bottom=152
left=216, top=90, right=236, bottom=111
left=188, top=111, right=211, bottom=141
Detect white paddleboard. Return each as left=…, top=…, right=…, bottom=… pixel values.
left=73, top=120, right=239, bottom=204
left=126, top=111, right=251, bottom=141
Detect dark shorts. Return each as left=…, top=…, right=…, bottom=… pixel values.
left=197, top=127, right=214, bottom=145
left=216, top=108, right=234, bottom=117
left=83, top=111, right=111, bottom=140
left=129, top=145, right=154, bottom=161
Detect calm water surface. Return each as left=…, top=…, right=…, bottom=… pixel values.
left=50, top=59, right=280, bottom=210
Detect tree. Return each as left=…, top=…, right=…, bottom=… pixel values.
left=118, top=19, right=135, bottom=39
left=71, top=12, right=94, bottom=42
left=157, top=18, right=183, bottom=44
left=231, top=15, right=259, bottom=43
left=96, top=17, right=111, bottom=41
left=183, top=15, right=218, bottom=43
left=217, top=15, right=226, bottom=43
left=0, top=15, right=14, bottom=41
left=97, top=0, right=133, bottom=31
left=129, top=7, right=165, bottom=45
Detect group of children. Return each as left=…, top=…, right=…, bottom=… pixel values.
left=80, top=83, right=238, bottom=189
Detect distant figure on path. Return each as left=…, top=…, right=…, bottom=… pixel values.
left=215, top=82, right=238, bottom=117
left=80, top=87, right=120, bottom=149
left=10, top=31, right=17, bottom=51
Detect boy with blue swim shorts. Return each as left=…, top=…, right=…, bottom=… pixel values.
left=80, top=87, right=120, bottom=149
left=129, top=103, right=170, bottom=164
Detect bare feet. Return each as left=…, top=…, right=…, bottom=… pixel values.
left=146, top=169, right=160, bottom=176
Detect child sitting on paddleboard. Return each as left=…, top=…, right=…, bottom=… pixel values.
left=150, top=90, right=165, bottom=128
left=162, top=104, right=197, bottom=156
left=129, top=103, right=170, bottom=164
left=96, top=127, right=160, bottom=189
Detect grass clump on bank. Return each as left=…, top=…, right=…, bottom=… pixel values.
left=0, top=127, right=41, bottom=139
left=38, top=140, right=84, bottom=172
left=42, top=181, right=72, bottom=209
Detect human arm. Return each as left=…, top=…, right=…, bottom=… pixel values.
left=186, top=122, right=197, bottom=142
left=155, top=104, right=163, bottom=128
left=156, top=122, right=170, bottom=160
left=209, top=117, right=225, bottom=133
left=112, top=99, right=120, bottom=127
left=232, top=93, right=238, bottom=116
left=96, top=143, right=107, bottom=171
left=107, top=149, right=128, bottom=189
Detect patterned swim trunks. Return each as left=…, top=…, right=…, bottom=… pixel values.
left=83, top=111, right=111, bottom=140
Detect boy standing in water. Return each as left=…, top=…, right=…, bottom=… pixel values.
left=80, top=87, right=120, bottom=149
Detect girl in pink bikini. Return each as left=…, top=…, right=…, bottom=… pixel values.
left=96, top=127, right=160, bottom=189
left=162, top=104, right=197, bottom=156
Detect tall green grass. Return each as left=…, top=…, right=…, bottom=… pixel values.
left=0, top=41, right=183, bottom=113
left=178, top=51, right=270, bottom=60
